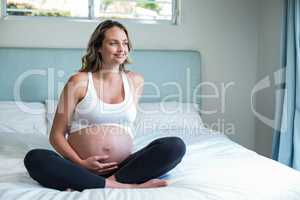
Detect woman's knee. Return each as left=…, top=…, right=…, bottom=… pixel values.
left=156, top=137, right=186, bottom=159
left=24, top=149, right=54, bottom=171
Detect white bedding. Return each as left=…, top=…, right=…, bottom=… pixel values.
left=0, top=128, right=300, bottom=200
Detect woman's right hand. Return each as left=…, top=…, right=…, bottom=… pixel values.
left=80, top=155, right=119, bottom=174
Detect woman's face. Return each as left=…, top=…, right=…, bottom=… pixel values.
left=99, top=26, right=129, bottom=67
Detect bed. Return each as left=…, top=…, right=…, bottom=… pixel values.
left=0, top=48, right=300, bottom=199
left=1, top=111, right=300, bottom=200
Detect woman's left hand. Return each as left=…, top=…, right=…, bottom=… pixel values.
left=81, top=155, right=119, bottom=175
left=95, top=162, right=119, bottom=175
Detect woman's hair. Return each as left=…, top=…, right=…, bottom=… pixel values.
left=80, top=20, right=132, bottom=72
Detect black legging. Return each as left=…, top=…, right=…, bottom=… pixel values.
left=24, top=136, right=186, bottom=191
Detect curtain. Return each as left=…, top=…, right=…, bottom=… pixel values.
left=272, top=0, right=300, bottom=170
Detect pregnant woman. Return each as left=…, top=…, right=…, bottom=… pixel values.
left=23, top=20, right=186, bottom=191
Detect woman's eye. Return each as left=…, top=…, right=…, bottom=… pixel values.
left=109, top=42, right=128, bottom=47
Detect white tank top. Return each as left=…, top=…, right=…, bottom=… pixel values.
left=69, top=71, right=137, bottom=138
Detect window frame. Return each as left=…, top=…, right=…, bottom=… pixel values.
left=0, top=0, right=181, bottom=25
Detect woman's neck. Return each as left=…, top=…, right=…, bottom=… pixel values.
left=95, top=65, right=121, bottom=80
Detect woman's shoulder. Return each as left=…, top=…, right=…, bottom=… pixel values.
left=125, top=70, right=144, bottom=84
left=67, top=72, right=89, bottom=85
left=65, top=72, right=89, bottom=102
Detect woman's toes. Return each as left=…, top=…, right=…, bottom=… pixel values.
left=137, top=179, right=168, bottom=188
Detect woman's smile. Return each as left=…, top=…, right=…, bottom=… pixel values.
left=114, top=54, right=125, bottom=58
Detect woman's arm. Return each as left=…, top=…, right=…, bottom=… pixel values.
left=128, top=72, right=144, bottom=105
left=49, top=73, right=86, bottom=166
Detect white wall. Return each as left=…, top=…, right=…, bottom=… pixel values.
left=256, top=0, right=284, bottom=157
left=190, top=0, right=259, bottom=150
left=0, top=0, right=261, bottom=150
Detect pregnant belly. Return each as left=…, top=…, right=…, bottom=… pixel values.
left=67, top=124, right=133, bottom=164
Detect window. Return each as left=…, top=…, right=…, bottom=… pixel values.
left=1, top=0, right=180, bottom=24
left=4, top=0, right=88, bottom=17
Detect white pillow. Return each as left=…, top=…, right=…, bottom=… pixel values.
left=0, top=132, right=54, bottom=157
left=133, top=101, right=204, bottom=136
left=45, top=100, right=204, bottom=136
left=0, top=101, right=47, bottom=136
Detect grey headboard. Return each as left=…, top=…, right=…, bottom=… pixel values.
left=0, top=48, right=201, bottom=104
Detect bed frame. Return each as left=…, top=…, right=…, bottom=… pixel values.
left=0, top=47, right=201, bottom=104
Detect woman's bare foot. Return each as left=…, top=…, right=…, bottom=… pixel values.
left=105, top=178, right=168, bottom=189
left=135, top=179, right=168, bottom=188
left=64, top=178, right=168, bottom=190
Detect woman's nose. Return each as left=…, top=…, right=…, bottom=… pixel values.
left=117, top=44, right=123, bottom=52
left=118, top=44, right=127, bottom=52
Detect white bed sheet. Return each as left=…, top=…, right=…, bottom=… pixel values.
left=0, top=129, right=300, bottom=200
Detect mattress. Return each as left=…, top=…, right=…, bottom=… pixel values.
left=0, top=128, right=300, bottom=200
